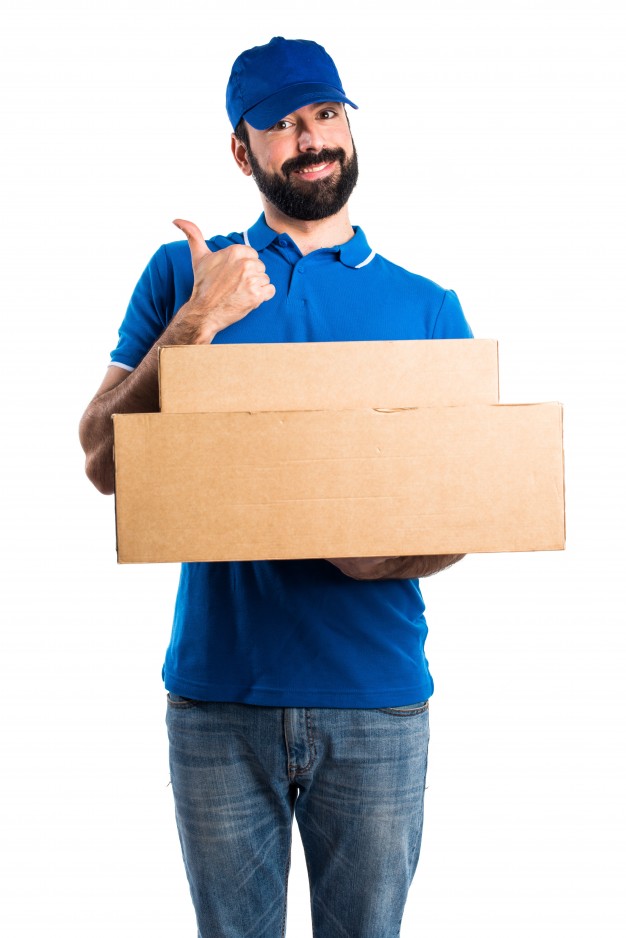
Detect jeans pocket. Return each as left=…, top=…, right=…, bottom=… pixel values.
left=376, top=701, right=429, bottom=716
left=167, top=692, right=200, bottom=708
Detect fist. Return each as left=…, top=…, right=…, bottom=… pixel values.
left=173, top=218, right=276, bottom=341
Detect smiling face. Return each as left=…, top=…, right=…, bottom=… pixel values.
left=232, top=102, right=358, bottom=222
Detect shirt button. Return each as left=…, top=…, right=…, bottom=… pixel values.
left=278, top=238, right=288, bottom=247
left=297, top=266, right=305, bottom=273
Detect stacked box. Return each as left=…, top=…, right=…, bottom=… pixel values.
left=113, top=339, right=565, bottom=563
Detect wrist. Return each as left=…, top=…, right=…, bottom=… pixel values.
left=173, top=301, right=220, bottom=345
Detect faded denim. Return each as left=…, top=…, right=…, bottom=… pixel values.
left=166, top=696, right=430, bottom=938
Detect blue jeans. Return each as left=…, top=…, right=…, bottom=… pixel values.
left=166, top=696, right=430, bottom=938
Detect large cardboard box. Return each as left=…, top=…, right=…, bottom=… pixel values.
left=114, top=351, right=565, bottom=562
left=158, top=339, right=500, bottom=412
left=113, top=339, right=565, bottom=563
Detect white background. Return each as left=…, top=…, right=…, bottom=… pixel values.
left=1, top=0, right=625, bottom=934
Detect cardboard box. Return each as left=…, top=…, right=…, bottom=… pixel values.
left=158, top=339, right=499, bottom=412
left=113, top=403, right=565, bottom=563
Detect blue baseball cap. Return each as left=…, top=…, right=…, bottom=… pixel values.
left=226, top=36, right=358, bottom=131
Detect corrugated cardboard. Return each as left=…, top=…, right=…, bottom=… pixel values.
left=158, top=339, right=499, bottom=412
left=113, top=403, right=565, bottom=563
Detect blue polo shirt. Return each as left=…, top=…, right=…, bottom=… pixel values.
left=111, top=213, right=473, bottom=707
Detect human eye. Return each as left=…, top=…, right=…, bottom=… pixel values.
left=317, top=106, right=338, bottom=120
left=270, top=118, right=293, bottom=131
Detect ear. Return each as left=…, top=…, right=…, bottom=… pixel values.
left=231, top=133, right=253, bottom=177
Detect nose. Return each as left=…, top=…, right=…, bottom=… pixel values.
left=296, top=119, right=325, bottom=152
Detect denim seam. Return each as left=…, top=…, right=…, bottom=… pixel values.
left=404, top=724, right=430, bottom=927
left=280, top=832, right=291, bottom=938
left=289, top=708, right=317, bottom=778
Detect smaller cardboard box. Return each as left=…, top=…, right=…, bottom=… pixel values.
left=113, top=403, right=565, bottom=563
left=158, top=339, right=500, bottom=412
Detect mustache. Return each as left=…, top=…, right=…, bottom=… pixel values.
left=281, top=148, right=347, bottom=176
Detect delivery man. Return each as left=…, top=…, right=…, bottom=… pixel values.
left=79, top=36, right=471, bottom=938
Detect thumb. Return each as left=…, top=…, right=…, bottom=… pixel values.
left=173, top=218, right=212, bottom=267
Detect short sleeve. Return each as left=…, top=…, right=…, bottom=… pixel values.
left=430, top=289, right=473, bottom=339
left=109, top=245, right=172, bottom=369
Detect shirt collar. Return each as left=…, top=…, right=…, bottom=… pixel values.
left=245, top=214, right=375, bottom=269
left=245, top=214, right=282, bottom=252
left=336, top=227, right=375, bottom=269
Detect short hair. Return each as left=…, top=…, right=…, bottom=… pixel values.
left=234, top=118, right=250, bottom=149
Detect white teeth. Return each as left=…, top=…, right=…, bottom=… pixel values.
left=298, top=163, right=329, bottom=174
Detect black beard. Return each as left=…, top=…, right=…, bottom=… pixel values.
left=246, top=144, right=359, bottom=221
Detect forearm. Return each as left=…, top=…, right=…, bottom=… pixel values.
left=79, top=302, right=211, bottom=494
left=328, top=553, right=466, bottom=580
left=81, top=224, right=275, bottom=495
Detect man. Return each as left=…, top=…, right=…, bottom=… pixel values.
left=80, top=36, right=472, bottom=938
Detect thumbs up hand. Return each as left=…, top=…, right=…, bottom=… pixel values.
left=173, top=219, right=276, bottom=343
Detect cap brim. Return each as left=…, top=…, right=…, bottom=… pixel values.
left=243, top=82, right=358, bottom=130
